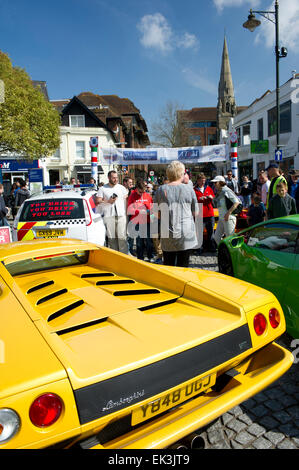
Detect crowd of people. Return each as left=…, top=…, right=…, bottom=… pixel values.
left=93, top=161, right=299, bottom=268
left=1, top=163, right=297, bottom=268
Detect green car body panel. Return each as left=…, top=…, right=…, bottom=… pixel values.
left=218, top=215, right=299, bottom=338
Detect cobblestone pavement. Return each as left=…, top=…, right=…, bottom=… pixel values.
left=188, top=251, right=299, bottom=449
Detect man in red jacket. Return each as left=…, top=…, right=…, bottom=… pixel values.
left=194, top=173, right=216, bottom=253
left=127, top=178, right=153, bottom=261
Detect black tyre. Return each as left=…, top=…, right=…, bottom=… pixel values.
left=218, top=245, right=234, bottom=276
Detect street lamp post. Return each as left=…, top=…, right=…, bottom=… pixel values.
left=243, top=0, right=287, bottom=158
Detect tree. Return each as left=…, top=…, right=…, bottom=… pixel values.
left=0, top=51, right=60, bottom=160
left=150, top=101, right=189, bottom=148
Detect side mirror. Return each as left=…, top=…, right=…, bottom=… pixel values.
left=231, top=236, right=245, bottom=248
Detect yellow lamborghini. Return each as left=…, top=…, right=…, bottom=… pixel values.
left=0, top=239, right=293, bottom=449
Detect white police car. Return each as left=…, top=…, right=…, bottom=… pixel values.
left=12, top=185, right=106, bottom=245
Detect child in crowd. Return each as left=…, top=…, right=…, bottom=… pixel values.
left=247, top=195, right=266, bottom=226
left=267, top=181, right=297, bottom=220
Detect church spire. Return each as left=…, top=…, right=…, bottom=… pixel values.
left=217, top=36, right=236, bottom=135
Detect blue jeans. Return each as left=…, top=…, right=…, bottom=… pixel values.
left=0, top=217, right=9, bottom=227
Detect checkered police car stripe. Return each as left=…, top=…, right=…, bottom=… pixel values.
left=47, top=219, right=86, bottom=226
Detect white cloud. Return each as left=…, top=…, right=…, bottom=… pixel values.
left=137, top=13, right=199, bottom=53
left=213, top=0, right=260, bottom=13
left=254, top=0, right=299, bottom=52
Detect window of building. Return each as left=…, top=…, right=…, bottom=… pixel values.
left=268, top=100, right=291, bottom=136
left=51, top=148, right=61, bottom=160
left=208, top=134, right=217, bottom=145
left=69, top=115, right=85, bottom=127
left=242, top=123, right=250, bottom=145
left=258, top=118, right=263, bottom=140
left=188, top=135, right=202, bottom=146
left=76, top=141, right=85, bottom=160
left=184, top=121, right=217, bottom=128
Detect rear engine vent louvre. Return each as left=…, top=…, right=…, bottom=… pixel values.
left=36, top=288, right=68, bottom=305
left=26, top=280, right=55, bottom=294
left=113, top=289, right=160, bottom=297
left=96, top=280, right=135, bottom=286
left=139, top=297, right=178, bottom=311
left=56, top=317, right=108, bottom=336
left=81, top=273, right=115, bottom=278
left=47, top=300, right=84, bottom=322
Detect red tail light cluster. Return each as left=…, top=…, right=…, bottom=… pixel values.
left=29, top=394, right=63, bottom=427
left=253, top=308, right=281, bottom=336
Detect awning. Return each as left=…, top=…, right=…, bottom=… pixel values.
left=75, top=165, right=104, bottom=174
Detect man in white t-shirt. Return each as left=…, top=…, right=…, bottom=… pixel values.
left=260, top=172, right=271, bottom=206
left=95, top=170, right=128, bottom=254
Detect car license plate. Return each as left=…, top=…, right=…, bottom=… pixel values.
left=36, top=229, right=66, bottom=238
left=131, top=373, right=216, bottom=426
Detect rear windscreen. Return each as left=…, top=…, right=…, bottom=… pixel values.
left=5, top=250, right=89, bottom=276
left=20, top=199, right=85, bottom=221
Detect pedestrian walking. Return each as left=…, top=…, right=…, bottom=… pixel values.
left=267, top=181, right=297, bottom=220
left=127, top=179, right=153, bottom=261
left=193, top=173, right=216, bottom=252
left=95, top=170, right=128, bottom=254
left=15, top=179, right=30, bottom=210
left=211, top=175, right=241, bottom=246
left=154, top=161, right=198, bottom=268
left=225, top=170, right=239, bottom=194
left=240, top=175, right=252, bottom=208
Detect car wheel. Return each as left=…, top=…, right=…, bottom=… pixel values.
left=218, top=245, right=234, bottom=276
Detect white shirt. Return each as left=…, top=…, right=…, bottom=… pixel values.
left=96, top=183, right=128, bottom=217
left=261, top=180, right=270, bottom=205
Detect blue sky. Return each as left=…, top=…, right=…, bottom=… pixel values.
left=1, top=0, right=299, bottom=138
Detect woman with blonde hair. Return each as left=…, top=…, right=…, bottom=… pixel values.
left=153, top=161, right=198, bottom=267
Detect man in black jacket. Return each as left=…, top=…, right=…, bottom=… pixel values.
left=15, top=179, right=30, bottom=208
left=0, top=184, right=9, bottom=226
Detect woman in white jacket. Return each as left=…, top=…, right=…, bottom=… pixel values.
left=211, top=175, right=241, bottom=246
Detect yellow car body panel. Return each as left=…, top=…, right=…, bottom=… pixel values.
left=0, top=239, right=293, bottom=449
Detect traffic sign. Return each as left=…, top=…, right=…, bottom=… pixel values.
left=275, top=149, right=282, bottom=161
left=89, top=137, right=98, bottom=148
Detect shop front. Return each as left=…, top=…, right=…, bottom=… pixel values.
left=0, top=159, right=40, bottom=195
left=74, top=164, right=104, bottom=184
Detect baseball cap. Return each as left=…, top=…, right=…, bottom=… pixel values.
left=289, top=169, right=299, bottom=176
left=210, top=175, right=226, bottom=183
left=266, top=163, right=279, bottom=170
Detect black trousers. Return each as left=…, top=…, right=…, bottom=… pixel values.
left=163, top=250, right=190, bottom=268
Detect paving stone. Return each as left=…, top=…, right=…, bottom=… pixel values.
left=230, top=405, right=243, bottom=417
left=250, top=404, right=268, bottom=418
left=279, top=423, right=299, bottom=438
left=227, top=418, right=247, bottom=433
left=241, top=398, right=256, bottom=410
left=252, top=437, right=273, bottom=449
left=264, top=387, right=282, bottom=400
left=264, top=430, right=285, bottom=446
left=208, top=429, right=226, bottom=445
left=247, top=423, right=265, bottom=437
left=287, top=406, right=299, bottom=420
left=254, top=391, right=268, bottom=403
left=264, top=399, right=285, bottom=412
left=222, top=413, right=234, bottom=426
left=238, top=413, right=253, bottom=426
left=259, top=415, right=280, bottom=430
left=224, top=428, right=235, bottom=440
left=211, top=441, right=231, bottom=449
left=231, top=440, right=245, bottom=449
left=234, top=431, right=254, bottom=446
left=277, top=439, right=298, bottom=449
left=278, top=395, right=297, bottom=407
left=273, top=410, right=292, bottom=424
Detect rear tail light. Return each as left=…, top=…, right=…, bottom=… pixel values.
left=269, top=308, right=280, bottom=328
left=253, top=313, right=267, bottom=336
left=29, top=394, right=63, bottom=427
left=0, top=409, right=20, bottom=443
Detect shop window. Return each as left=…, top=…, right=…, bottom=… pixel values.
left=258, top=118, right=264, bottom=140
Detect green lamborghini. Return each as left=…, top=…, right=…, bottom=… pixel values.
left=218, top=215, right=299, bottom=338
